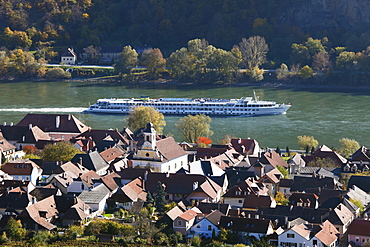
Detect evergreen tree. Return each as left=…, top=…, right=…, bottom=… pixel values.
left=286, top=146, right=290, bottom=157
left=154, top=181, right=167, bottom=214
left=276, top=146, right=281, bottom=155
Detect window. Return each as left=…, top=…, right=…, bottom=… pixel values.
left=313, top=240, right=317, bottom=246
left=287, top=234, right=295, bottom=238
left=238, top=200, right=243, bottom=204
left=355, top=237, right=359, bottom=242
left=177, top=220, right=182, bottom=226
left=208, top=225, right=212, bottom=230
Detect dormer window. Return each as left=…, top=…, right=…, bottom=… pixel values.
left=236, top=191, right=241, bottom=196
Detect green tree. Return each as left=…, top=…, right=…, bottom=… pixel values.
left=336, top=51, right=356, bottom=70
left=115, top=46, right=139, bottom=75
left=41, top=141, right=83, bottom=161
left=339, top=138, right=360, bottom=158
left=141, top=48, right=166, bottom=77
left=125, top=106, right=166, bottom=134
left=299, top=65, right=313, bottom=79
left=286, top=146, right=290, bottom=157
left=155, top=181, right=167, bottom=214
left=297, top=135, right=319, bottom=151
left=175, top=114, right=213, bottom=143
left=238, top=36, right=268, bottom=70
left=276, top=165, right=289, bottom=179
left=167, top=47, right=193, bottom=80
left=5, top=217, right=26, bottom=241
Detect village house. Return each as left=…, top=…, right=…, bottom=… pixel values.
left=0, top=124, right=51, bottom=150
left=190, top=209, right=225, bottom=238
left=61, top=48, right=77, bottom=65
left=17, top=114, right=90, bottom=141
left=173, top=207, right=201, bottom=235
left=145, top=172, right=222, bottom=203
left=223, top=177, right=268, bottom=208
left=1, top=159, right=42, bottom=185
left=219, top=216, right=274, bottom=243
left=129, top=123, right=188, bottom=173
left=278, top=220, right=339, bottom=247
left=347, top=219, right=370, bottom=246
left=0, top=132, right=16, bottom=161
left=109, top=177, right=146, bottom=210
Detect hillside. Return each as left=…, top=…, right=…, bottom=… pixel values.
left=1, top=0, right=370, bottom=60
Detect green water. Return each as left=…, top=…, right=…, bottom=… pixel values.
left=1, top=81, right=369, bottom=149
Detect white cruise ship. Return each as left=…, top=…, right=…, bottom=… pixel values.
left=84, top=92, right=291, bottom=116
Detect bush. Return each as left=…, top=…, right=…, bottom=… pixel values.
left=45, top=67, right=72, bottom=79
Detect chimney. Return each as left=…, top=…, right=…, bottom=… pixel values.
left=3, top=122, right=6, bottom=126
left=255, top=215, right=259, bottom=219
left=238, top=138, right=241, bottom=144
left=22, top=136, right=25, bottom=142
left=56, top=116, right=60, bottom=129
left=10, top=122, right=13, bottom=126
left=68, top=114, right=71, bottom=121
left=29, top=124, right=32, bottom=130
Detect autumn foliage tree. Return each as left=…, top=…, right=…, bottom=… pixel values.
left=141, top=48, right=166, bottom=77
left=125, top=106, right=166, bottom=134
left=196, top=137, right=212, bottom=147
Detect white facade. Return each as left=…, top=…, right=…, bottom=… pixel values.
left=190, top=218, right=218, bottom=238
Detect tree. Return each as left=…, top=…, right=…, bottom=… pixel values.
left=276, top=63, right=289, bottom=80
left=154, top=181, right=167, bottom=214
left=276, top=146, right=281, bottom=155
left=175, top=114, right=213, bottom=143
left=286, top=146, right=290, bottom=157
left=277, top=165, right=289, bottom=179
left=275, top=191, right=289, bottom=205
left=45, top=67, right=72, bottom=79
left=349, top=198, right=364, bottom=213
left=297, top=135, right=318, bottom=151
left=125, top=106, right=166, bottom=134
left=141, top=48, right=166, bottom=77
left=336, top=51, right=356, bottom=70
left=41, top=141, right=83, bottom=161
left=115, top=46, right=138, bottom=75
left=312, top=51, right=332, bottom=72
left=83, top=45, right=101, bottom=63
left=6, top=49, right=46, bottom=78
left=196, top=136, right=212, bottom=147
left=5, top=217, right=26, bottom=241
left=238, top=36, right=268, bottom=70
left=339, top=138, right=360, bottom=158
left=299, top=65, right=313, bottom=79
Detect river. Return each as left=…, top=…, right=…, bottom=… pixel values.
left=0, top=80, right=369, bottom=150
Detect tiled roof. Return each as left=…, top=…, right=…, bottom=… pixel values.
left=1, top=159, right=41, bottom=176
left=260, top=149, right=289, bottom=168
left=204, top=210, right=225, bottom=226
left=348, top=219, right=370, bottom=236
left=230, top=138, right=258, bottom=155
left=197, top=202, right=230, bottom=216
left=17, top=114, right=89, bottom=134
left=78, top=184, right=110, bottom=203
left=23, top=195, right=58, bottom=230
left=348, top=176, right=370, bottom=193
left=156, top=137, right=187, bottom=161
left=79, top=170, right=100, bottom=188
left=219, top=216, right=271, bottom=233
left=313, top=220, right=339, bottom=245
left=120, top=177, right=147, bottom=202
left=71, top=151, right=109, bottom=173
left=178, top=209, right=198, bottom=221
left=166, top=206, right=184, bottom=221
left=100, top=146, right=126, bottom=163
left=0, top=132, right=15, bottom=151
left=101, top=172, right=121, bottom=191
left=243, top=194, right=274, bottom=209
left=30, top=186, right=59, bottom=201
left=74, top=129, right=130, bottom=147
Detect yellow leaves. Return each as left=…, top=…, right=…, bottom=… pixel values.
left=82, top=13, right=89, bottom=19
